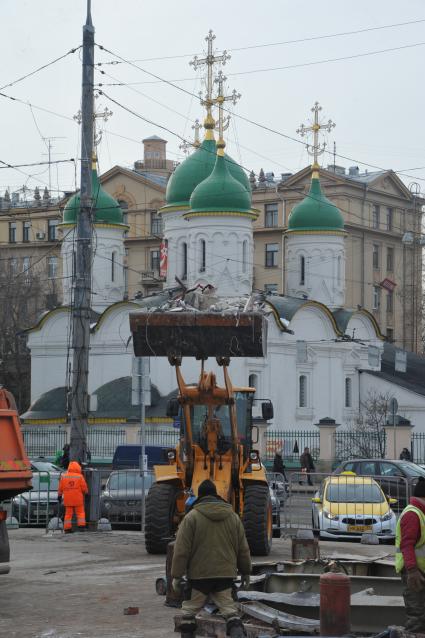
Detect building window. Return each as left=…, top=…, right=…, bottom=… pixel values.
left=48, top=219, right=58, bottom=241
left=23, top=221, right=31, bottom=242
left=386, top=290, right=393, bottom=313
left=150, top=249, right=160, bottom=272
left=9, top=258, right=17, bottom=275
left=386, top=207, right=393, bottom=231
left=264, top=283, right=278, bottom=294
left=387, top=327, right=394, bottom=342
left=150, top=211, right=162, bottom=236
left=248, top=373, right=258, bottom=391
left=265, top=202, right=278, bottom=228
left=182, top=242, right=187, bottom=280
left=111, top=251, right=116, bottom=282
left=242, top=240, right=248, bottom=273
left=118, top=199, right=129, bottom=210
left=47, top=256, right=58, bottom=279
left=337, top=255, right=342, bottom=285
left=299, top=375, right=307, bottom=408
left=300, top=255, right=305, bottom=285
left=345, top=377, right=352, bottom=408
left=372, top=244, right=380, bottom=269
left=387, top=247, right=394, bottom=271
left=22, top=257, right=31, bottom=281
left=265, top=243, right=278, bottom=267
left=199, top=239, right=206, bottom=272
left=373, top=286, right=381, bottom=310
left=9, top=222, right=16, bottom=243
left=72, top=251, right=76, bottom=277
left=372, top=204, right=380, bottom=229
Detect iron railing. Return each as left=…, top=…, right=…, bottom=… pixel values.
left=22, top=428, right=67, bottom=457
left=412, top=433, right=425, bottom=464
left=264, top=430, right=320, bottom=464
left=138, top=427, right=179, bottom=448
left=334, top=430, right=386, bottom=462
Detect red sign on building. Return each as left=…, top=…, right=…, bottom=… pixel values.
left=380, top=278, right=396, bottom=292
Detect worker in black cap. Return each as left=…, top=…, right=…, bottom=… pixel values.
left=171, top=479, right=251, bottom=638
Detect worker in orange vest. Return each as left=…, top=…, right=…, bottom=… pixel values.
left=58, top=461, right=89, bottom=533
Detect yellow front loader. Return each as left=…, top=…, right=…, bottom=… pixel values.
left=129, top=311, right=274, bottom=556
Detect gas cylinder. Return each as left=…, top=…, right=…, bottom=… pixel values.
left=319, top=570, right=351, bottom=636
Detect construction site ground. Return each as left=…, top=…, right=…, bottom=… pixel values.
left=0, top=528, right=396, bottom=638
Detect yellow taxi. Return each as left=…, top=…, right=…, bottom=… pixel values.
left=311, top=473, right=397, bottom=541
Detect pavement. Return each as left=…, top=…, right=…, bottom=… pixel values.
left=0, top=528, right=396, bottom=638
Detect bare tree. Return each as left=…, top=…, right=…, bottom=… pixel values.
left=0, top=255, right=58, bottom=412
left=337, top=390, right=393, bottom=460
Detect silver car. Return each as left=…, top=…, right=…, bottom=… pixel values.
left=100, top=470, right=154, bottom=526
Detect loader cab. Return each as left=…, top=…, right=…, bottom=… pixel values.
left=181, top=390, right=255, bottom=457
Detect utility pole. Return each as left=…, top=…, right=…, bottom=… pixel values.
left=69, top=0, right=95, bottom=463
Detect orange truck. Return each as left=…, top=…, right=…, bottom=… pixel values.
left=0, top=388, right=32, bottom=574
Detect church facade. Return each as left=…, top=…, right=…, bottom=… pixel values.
left=22, top=113, right=425, bottom=444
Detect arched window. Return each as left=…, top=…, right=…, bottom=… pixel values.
left=242, top=240, right=248, bottom=273
left=199, top=239, right=206, bottom=273
left=300, top=255, right=305, bottom=285
left=182, top=242, right=187, bottom=280
left=299, top=375, right=307, bottom=407
left=111, top=251, right=117, bottom=282
left=345, top=377, right=352, bottom=408
left=337, top=255, right=342, bottom=286
left=248, top=373, right=258, bottom=391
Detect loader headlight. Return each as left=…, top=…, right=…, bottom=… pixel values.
left=167, top=450, right=176, bottom=461
left=249, top=451, right=259, bottom=462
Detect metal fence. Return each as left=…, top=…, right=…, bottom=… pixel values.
left=86, top=428, right=127, bottom=458
left=412, top=433, right=425, bottom=464
left=282, top=471, right=411, bottom=539
left=264, top=430, right=320, bottom=464
left=334, top=430, right=386, bottom=462
left=138, top=428, right=180, bottom=448
left=22, top=428, right=67, bottom=457
left=7, top=471, right=60, bottom=529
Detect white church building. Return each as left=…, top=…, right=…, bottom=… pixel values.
left=22, top=119, right=425, bottom=462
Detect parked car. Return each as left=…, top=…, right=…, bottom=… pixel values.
left=311, top=474, right=397, bottom=541
left=30, top=458, right=62, bottom=473
left=333, top=459, right=425, bottom=507
left=112, top=445, right=168, bottom=470
left=11, top=472, right=60, bottom=525
left=100, top=470, right=155, bottom=526
left=267, top=472, right=286, bottom=538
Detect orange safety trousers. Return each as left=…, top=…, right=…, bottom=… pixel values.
left=64, top=504, right=86, bottom=529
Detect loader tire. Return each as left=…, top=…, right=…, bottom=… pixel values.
left=145, top=482, right=178, bottom=555
left=243, top=483, right=272, bottom=556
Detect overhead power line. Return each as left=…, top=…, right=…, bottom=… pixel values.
left=0, top=159, right=75, bottom=170
left=98, top=41, right=425, bottom=85
left=0, top=46, right=81, bottom=92
left=96, top=17, right=425, bottom=64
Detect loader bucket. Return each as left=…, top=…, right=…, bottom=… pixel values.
left=130, top=311, right=267, bottom=358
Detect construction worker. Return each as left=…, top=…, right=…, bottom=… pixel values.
left=171, top=479, right=251, bottom=638
left=395, top=476, right=425, bottom=633
left=58, top=461, right=88, bottom=534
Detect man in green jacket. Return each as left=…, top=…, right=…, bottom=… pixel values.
left=172, top=479, right=252, bottom=638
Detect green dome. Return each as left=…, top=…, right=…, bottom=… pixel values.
left=287, top=177, right=344, bottom=232
left=164, top=137, right=250, bottom=210
left=62, top=168, right=123, bottom=225
left=188, top=152, right=252, bottom=215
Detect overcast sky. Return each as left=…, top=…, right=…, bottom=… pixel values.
left=1, top=0, right=425, bottom=198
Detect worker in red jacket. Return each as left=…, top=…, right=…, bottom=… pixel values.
left=395, top=477, right=425, bottom=633
left=58, top=461, right=89, bottom=533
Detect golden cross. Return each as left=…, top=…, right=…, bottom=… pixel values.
left=214, top=70, right=241, bottom=154
left=190, top=30, right=230, bottom=125
left=297, top=102, right=335, bottom=170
